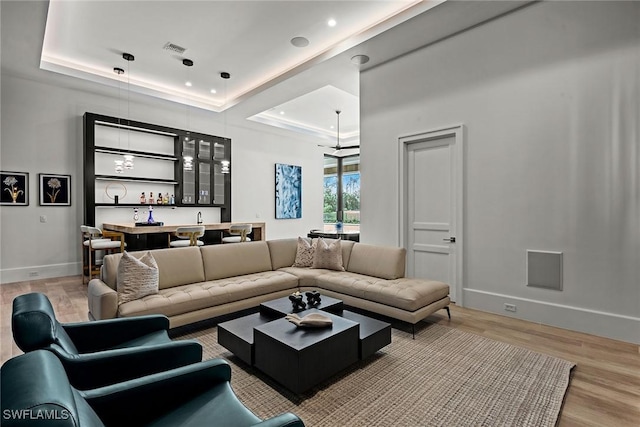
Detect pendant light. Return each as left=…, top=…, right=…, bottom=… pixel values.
left=113, top=66, right=125, bottom=174
left=123, top=53, right=135, bottom=170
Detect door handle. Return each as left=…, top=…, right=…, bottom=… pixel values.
left=443, top=237, right=456, bottom=243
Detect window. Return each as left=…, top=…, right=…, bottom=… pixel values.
left=323, top=154, right=360, bottom=232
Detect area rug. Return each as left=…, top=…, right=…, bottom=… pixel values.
left=175, top=323, right=575, bottom=427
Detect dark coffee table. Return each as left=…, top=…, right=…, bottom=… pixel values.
left=218, top=295, right=391, bottom=394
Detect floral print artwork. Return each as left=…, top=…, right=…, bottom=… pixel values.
left=1, top=172, right=28, bottom=205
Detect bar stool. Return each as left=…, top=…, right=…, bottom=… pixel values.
left=81, top=225, right=125, bottom=283
left=221, top=224, right=252, bottom=243
left=169, top=226, right=205, bottom=247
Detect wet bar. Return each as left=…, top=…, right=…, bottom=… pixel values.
left=102, top=222, right=265, bottom=250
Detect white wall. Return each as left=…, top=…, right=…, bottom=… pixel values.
left=360, top=1, right=639, bottom=343
left=0, top=3, right=324, bottom=284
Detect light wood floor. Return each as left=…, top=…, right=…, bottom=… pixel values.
left=1, top=276, right=638, bottom=427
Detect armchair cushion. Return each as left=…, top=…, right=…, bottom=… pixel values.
left=82, top=358, right=305, bottom=427
left=56, top=341, right=203, bottom=390
left=117, top=251, right=159, bottom=304
left=62, top=315, right=170, bottom=353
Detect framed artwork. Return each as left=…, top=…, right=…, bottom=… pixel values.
left=275, top=163, right=302, bottom=219
left=1, top=171, right=29, bottom=205
left=39, top=173, right=71, bottom=206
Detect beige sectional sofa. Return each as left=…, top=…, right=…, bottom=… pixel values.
left=88, top=238, right=450, bottom=328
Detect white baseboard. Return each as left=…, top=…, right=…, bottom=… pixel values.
left=463, top=288, right=640, bottom=345
left=0, top=262, right=81, bottom=285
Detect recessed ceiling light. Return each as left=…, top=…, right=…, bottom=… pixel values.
left=328, top=18, right=337, bottom=27
left=291, top=36, right=310, bottom=48
left=210, top=89, right=217, bottom=94
left=185, top=81, right=192, bottom=87
left=280, top=111, right=285, bottom=115
left=351, top=54, right=370, bottom=65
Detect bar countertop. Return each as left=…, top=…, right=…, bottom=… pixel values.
left=102, top=222, right=266, bottom=239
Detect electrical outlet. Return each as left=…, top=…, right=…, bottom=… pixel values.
left=504, top=303, right=517, bottom=312
left=28, top=271, right=39, bottom=277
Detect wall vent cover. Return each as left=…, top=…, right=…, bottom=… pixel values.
left=526, top=250, right=563, bottom=291
left=163, top=42, right=186, bottom=54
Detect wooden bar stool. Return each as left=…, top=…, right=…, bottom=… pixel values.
left=81, top=225, right=125, bottom=283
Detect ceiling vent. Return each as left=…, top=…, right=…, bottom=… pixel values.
left=163, top=42, right=186, bottom=54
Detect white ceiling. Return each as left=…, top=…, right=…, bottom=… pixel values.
left=248, top=85, right=360, bottom=144
left=38, top=0, right=533, bottom=146
left=42, top=0, right=432, bottom=111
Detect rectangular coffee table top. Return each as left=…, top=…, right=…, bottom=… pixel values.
left=254, top=309, right=358, bottom=351
left=260, top=294, right=343, bottom=318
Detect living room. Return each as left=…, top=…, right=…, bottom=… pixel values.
left=1, top=1, right=638, bottom=426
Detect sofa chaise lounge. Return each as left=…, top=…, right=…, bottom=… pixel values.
left=88, top=238, right=450, bottom=329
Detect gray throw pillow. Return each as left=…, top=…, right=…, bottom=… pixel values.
left=117, top=251, right=159, bottom=305
left=312, top=238, right=344, bottom=271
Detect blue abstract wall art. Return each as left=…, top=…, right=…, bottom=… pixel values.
left=275, top=163, right=302, bottom=219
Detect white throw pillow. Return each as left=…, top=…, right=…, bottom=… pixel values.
left=117, top=251, right=159, bottom=305
left=312, top=238, right=344, bottom=271
left=292, top=237, right=315, bottom=267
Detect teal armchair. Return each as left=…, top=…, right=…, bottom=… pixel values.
left=1, top=350, right=305, bottom=427
left=11, top=292, right=202, bottom=390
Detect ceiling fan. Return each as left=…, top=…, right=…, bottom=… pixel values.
left=318, top=110, right=360, bottom=155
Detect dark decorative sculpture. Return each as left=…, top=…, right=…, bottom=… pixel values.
left=289, top=293, right=306, bottom=312
left=305, top=291, right=322, bottom=307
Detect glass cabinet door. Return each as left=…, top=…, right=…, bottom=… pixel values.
left=198, top=139, right=211, bottom=160
left=197, top=140, right=212, bottom=204
left=213, top=140, right=227, bottom=206
left=181, top=137, right=196, bottom=204
left=213, top=163, right=224, bottom=205
left=198, top=162, right=211, bottom=204
left=179, top=135, right=228, bottom=207
left=213, top=142, right=225, bottom=161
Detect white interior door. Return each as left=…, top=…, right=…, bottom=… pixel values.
left=400, top=126, right=463, bottom=304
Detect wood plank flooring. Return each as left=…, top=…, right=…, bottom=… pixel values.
left=1, top=276, right=638, bottom=426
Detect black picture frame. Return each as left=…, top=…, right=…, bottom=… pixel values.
left=39, top=173, right=71, bottom=206
left=1, top=171, right=29, bottom=206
